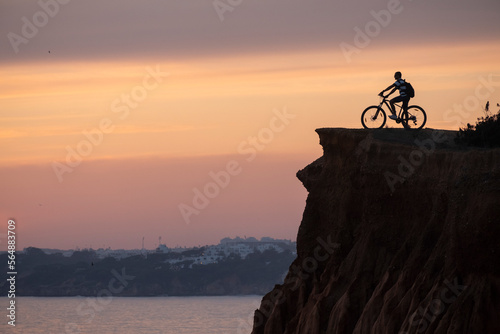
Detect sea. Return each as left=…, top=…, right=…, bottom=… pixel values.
left=0, top=296, right=262, bottom=334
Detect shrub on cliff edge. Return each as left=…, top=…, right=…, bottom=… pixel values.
left=455, top=109, right=500, bottom=147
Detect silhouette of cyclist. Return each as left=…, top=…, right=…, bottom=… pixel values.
left=379, top=71, right=410, bottom=120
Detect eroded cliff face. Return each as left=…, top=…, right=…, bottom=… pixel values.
left=251, top=128, right=500, bottom=334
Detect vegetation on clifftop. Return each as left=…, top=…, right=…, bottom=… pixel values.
left=455, top=106, right=500, bottom=147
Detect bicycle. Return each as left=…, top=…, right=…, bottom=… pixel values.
left=361, top=95, right=427, bottom=129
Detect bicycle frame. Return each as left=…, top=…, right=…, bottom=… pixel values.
left=378, top=97, right=406, bottom=119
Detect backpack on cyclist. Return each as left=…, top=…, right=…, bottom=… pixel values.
left=404, top=80, right=415, bottom=98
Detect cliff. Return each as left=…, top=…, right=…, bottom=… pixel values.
left=252, top=128, right=500, bottom=334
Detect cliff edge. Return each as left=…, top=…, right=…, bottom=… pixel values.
left=252, top=128, right=500, bottom=334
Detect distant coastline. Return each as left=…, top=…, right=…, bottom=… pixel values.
left=0, top=237, right=296, bottom=297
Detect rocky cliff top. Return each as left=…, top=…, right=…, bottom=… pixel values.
left=252, top=128, right=500, bottom=334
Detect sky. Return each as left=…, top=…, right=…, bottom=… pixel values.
left=1, top=0, right=499, bottom=250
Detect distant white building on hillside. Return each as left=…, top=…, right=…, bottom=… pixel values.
left=155, top=236, right=296, bottom=265
left=156, top=244, right=169, bottom=253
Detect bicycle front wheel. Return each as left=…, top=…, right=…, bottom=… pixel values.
left=361, top=106, right=386, bottom=129
left=402, top=105, right=427, bottom=129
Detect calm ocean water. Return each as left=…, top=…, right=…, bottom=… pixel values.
left=0, top=296, right=262, bottom=334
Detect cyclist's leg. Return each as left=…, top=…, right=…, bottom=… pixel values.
left=403, top=97, right=409, bottom=113
left=390, top=96, right=404, bottom=116
left=401, top=97, right=412, bottom=127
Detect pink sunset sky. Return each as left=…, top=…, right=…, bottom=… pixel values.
left=1, top=0, right=499, bottom=250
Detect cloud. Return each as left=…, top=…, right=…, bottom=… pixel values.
left=1, top=0, right=499, bottom=62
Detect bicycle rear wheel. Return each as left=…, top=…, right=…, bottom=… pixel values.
left=361, top=106, right=386, bottom=129
left=402, top=105, right=427, bottom=129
